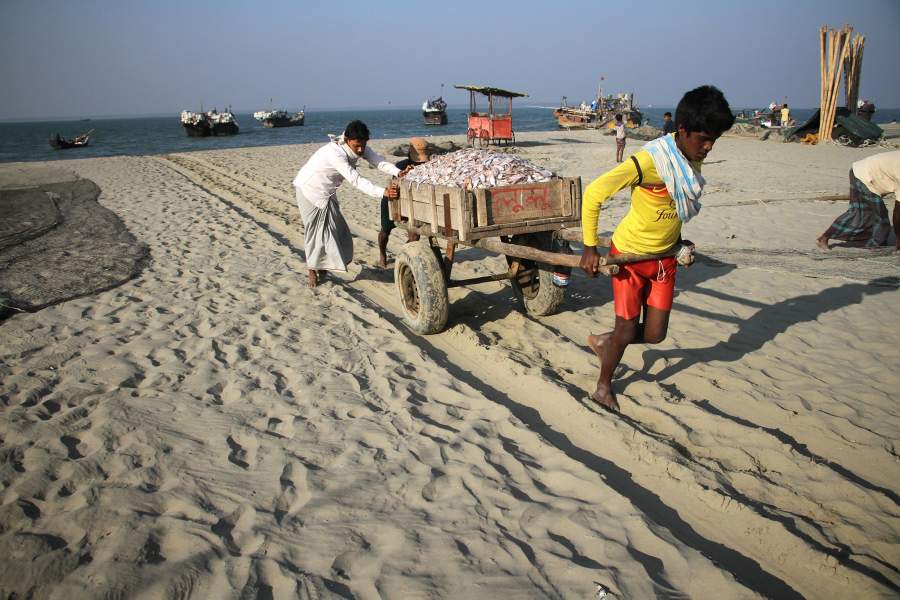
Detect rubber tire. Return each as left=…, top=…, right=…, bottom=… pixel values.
left=508, top=232, right=566, bottom=317
left=510, top=262, right=565, bottom=316
left=395, top=240, right=449, bottom=335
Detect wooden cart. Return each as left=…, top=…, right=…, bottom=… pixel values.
left=455, top=84, right=527, bottom=147
left=388, top=176, right=615, bottom=334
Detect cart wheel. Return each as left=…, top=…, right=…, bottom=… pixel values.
left=510, top=263, right=565, bottom=316
left=508, top=233, right=566, bottom=316
left=395, top=240, right=449, bottom=335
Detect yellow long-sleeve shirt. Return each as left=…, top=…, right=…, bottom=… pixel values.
left=582, top=149, right=701, bottom=255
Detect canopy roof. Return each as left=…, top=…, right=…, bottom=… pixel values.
left=454, top=85, right=528, bottom=98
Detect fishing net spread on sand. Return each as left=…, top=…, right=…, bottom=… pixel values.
left=0, top=178, right=149, bottom=318
left=402, top=149, right=554, bottom=189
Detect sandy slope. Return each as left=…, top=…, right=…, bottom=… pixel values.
left=1, top=129, right=898, bottom=599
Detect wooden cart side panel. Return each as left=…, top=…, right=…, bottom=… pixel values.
left=396, top=177, right=581, bottom=240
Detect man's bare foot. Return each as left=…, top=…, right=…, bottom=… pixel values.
left=590, top=381, right=620, bottom=412
left=587, top=333, right=611, bottom=363
left=307, top=270, right=318, bottom=288
left=816, top=236, right=829, bottom=250
left=378, top=253, right=388, bottom=268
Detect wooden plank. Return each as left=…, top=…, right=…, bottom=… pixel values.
left=472, top=238, right=618, bottom=276
left=429, top=187, right=439, bottom=234
left=476, top=188, right=488, bottom=228
left=408, top=200, right=464, bottom=229
left=442, top=193, right=452, bottom=236
left=458, top=190, right=470, bottom=241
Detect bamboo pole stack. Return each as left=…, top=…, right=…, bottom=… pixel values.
left=844, top=32, right=865, bottom=114
left=818, top=25, right=852, bottom=142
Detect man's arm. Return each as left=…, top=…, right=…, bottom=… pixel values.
left=363, top=146, right=402, bottom=177
left=580, top=159, right=640, bottom=276
left=332, top=150, right=388, bottom=198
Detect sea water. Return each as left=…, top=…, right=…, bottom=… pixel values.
left=2, top=106, right=898, bottom=164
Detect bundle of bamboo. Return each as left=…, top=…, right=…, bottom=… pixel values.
left=843, top=32, right=865, bottom=115
left=818, top=25, right=852, bottom=142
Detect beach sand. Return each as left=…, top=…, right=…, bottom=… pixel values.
left=1, top=130, right=898, bottom=599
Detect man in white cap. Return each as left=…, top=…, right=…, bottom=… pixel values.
left=378, top=137, right=430, bottom=267
left=292, top=120, right=400, bottom=287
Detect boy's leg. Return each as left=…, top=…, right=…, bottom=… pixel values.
left=378, top=230, right=389, bottom=268
left=378, top=197, right=393, bottom=268
left=307, top=269, right=318, bottom=288
left=894, top=201, right=900, bottom=250
left=589, top=306, right=671, bottom=410
left=589, top=316, right=639, bottom=411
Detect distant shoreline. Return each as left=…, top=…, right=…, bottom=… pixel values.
left=4, top=105, right=900, bottom=125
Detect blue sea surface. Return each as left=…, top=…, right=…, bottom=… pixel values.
left=2, top=106, right=898, bottom=164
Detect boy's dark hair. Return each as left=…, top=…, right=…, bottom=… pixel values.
left=615, top=113, right=623, bottom=122
left=674, top=85, right=735, bottom=135
left=663, top=111, right=672, bottom=118
left=344, top=120, right=370, bottom=141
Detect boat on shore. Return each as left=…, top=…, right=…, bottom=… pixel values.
left=554, top=88, right=643, bottom=130
left=422, top=96, right=448, bottom=125
left=253, top=108, right=305, bottom=128
left=180, top=109, right=239, bottom=137
left=49, top=129, right=92, bottom=149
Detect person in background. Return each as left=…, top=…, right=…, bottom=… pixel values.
left=579, top=85, right=735, bottom=412
left=292, top=120, right=401, bottom=288
left=614, top=114, right=626, bottom=163
left=662, top=111, right=676, bottom=135
left=378, top=137, right=429, bottom=267
left=780, top=103, right=791, bottom=128
left=817, top=150, right=900, bottom=251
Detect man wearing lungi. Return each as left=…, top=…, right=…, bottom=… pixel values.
left=817, top=150, right=900, bottom=251
left=292, top=120, right=401, bottom=287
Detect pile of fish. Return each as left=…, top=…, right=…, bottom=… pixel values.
left=403, top=149, right=554, bottom=189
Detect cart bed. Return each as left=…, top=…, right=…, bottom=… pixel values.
left=390, top=177, right=582, bottom=242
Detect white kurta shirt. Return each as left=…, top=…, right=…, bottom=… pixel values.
left=852, top=150, right=900, bottom=197
left=292, top=142, right=401, bottom=209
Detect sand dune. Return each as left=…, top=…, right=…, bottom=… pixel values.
left=1, top=130, right=898, bottom=599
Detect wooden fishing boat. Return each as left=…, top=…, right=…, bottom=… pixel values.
left=49, top=130, right=92, bottom=149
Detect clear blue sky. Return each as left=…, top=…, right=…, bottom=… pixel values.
left=1, top=0, right=898, bottom=120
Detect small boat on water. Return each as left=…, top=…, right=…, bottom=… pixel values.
left=422, top=96, right=448, bottom=125
left=49, top=129, right=92, bottom=149
left=554, top=87, right=643, bottom=130
left=180, top=109, right=239, bottom=137
left=253, top=108, right=305, bottom=128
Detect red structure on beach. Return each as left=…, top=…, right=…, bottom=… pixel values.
left=455, top=85, right=527, bottom=146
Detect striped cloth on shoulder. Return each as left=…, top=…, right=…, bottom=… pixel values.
left=641, top=133, right=705, bottom=223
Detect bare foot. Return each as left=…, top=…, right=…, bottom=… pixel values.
left=316, top=270, right=329, bottom=283
left=587, top=333, right=611, bottom=363
left=378, top=253, right=388, bottom=268
left=816, top=236, right=829, bottom=250
left=307, top=270, right=318, bottom=288
left=590, top=381, right=620, bottom=412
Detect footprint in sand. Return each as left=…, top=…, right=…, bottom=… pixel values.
left=211, top=503, right=263, bottom=557
left=274, top=462, right=311, bottom=523
left=265, top=413, right=296, bottom=439
left=225, top=431, right=258, bottom=470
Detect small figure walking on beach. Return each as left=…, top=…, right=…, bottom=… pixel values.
left=817, top=150, right=900, bottom=251
left=614, top=114, right=626, bottom=163
left=580, top=85, right=735, bottom=412
left=292, top=120, right=401, bottom=287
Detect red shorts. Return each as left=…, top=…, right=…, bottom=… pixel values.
left=610, top=242, right=676, bottom=320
